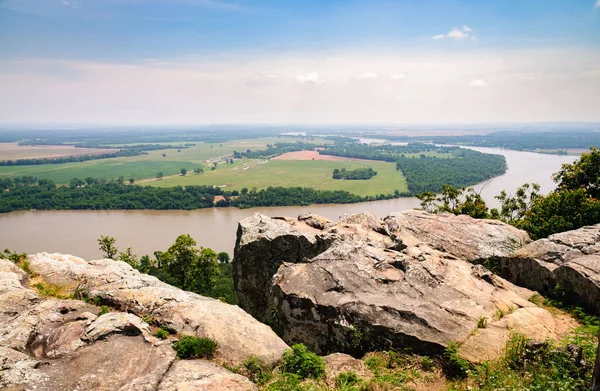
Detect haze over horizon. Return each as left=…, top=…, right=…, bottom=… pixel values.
left=1, top=0, right=599, bottom=126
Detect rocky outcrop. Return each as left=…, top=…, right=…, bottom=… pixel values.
left=27, top=252, right=288, bottom=365
left=497, top=224, right=600, bottom=312
left=385, top=210, right=531, bottom=261
left=233, top=212, right=568, bottom=362
left=0, top=255, right=286, bottom=390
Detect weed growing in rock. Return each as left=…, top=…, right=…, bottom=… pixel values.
left=99, top=305, right=110, bottom=315
left=153, top=328, right=169, bottom=340
left=173, top=335, right=217, bottom=359
left=477, top=316, right=488, bottom=328
left=33, top=281, right=66, bottom=298
left=280, top=344, right=325, bottom=379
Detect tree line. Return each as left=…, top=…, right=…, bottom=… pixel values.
left=0, top=144, right=191, bottom=166
left=234, top=142, right=322, bottom=159
left=417, top=147, right=600, bottom=239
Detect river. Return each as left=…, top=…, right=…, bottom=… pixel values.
left=0, top=147, right=577, bottom=260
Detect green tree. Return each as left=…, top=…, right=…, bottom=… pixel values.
left=518, top=188, right=600, bottom=240
left=129, top=177, right=135, bottom=184
left=553, top=147, right=600, bottom=198
left=156, top=172, right=163, bottom=180
left=158, top=234, right=220, bottom=294
left=495, top=183, right=541, bottom=223
left=118, top=247, right=138, bottom=268
left=98, top=235, right=118, bottom=259
left=180, top=168, right=187, bottom=176
left=218, top=252, right=230, bottom=263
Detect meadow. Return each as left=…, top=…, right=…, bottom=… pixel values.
left=0, top=137, right=408, bottom=197
left=145, top=158, right=407, bottom=197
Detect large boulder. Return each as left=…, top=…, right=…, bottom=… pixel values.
left=27, top=252, right=288, bottom=366
left=497, top=224, right=600, bottom=312
left=0, top=256, right=277, bottom=390
left=385, top=210, right=531, bottom=261
left=234, top=212, right=566, bottom=361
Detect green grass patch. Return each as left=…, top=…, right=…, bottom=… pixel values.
left=148, top=159, right=407, bottom=197
left=173, top=335, right=217, bottom=359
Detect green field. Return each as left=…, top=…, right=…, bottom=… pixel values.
left=145, top=159, right=407, bottom=197
left=0, top=137, right=408, bottom=197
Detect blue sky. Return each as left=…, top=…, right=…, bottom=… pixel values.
left=1, top=0, right=599, bottom=124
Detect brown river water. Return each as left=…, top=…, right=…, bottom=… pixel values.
left=0, top=147, right=577, bottom=259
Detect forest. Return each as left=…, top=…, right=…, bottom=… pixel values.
left=320, top=143, right=507, bottom=194
left=0, top=178, right=411, bottom=213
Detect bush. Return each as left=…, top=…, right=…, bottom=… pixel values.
left=154, top=328, right=169, bottom=340
left=265, top=374, right=302, bottom=391
left=173, top=335, right=217, bottom=359
left=242, top=356, right=272, bottom=385
left=280, top=344, right=325, bottom=379
left=444, top=342, right=472, bottom=379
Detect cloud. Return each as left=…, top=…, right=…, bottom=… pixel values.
left=354, top=72, right=379, bottom=79
left=432, top=25, right=475, bottom=40
left=596, top=0, right=600, bottom=7
left=1, top=48, right=599, bottom=125
left=390, top=73, right=406, bottom=80
left=296, top=72, right=321, bottom=84
left=469, top=79, right=489, bottom=87
left=61, top=0, right=81, bottom=9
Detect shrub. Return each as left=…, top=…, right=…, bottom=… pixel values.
left=173, top=335, right=217, bottom=359
left=99, top=305, right=110, bottom=315
left=242, top=356, right=272, bottom=385
left=477, top=316, right=488, bottom=329
left=154, top=328, right=169, bottom=340
left=443, top=342, right=472, bottom=379
left=33, top=282, right=65, bottom=298
left=280, top=344, right=325, bottom=379
left=265, top=374, right=302, bottom=391
left=420, top=356, right=435, bottom=371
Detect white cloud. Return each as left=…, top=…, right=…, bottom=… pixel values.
left=354, top=72, right=379, bottom=79
left=296, top=72, right=321, bottom=84
left=390, top=73, right=406, bottom=80
left=596, top=0, right=600, bottom=7
left=1, top=48, right=599, bottom=124
left=432, top=25, right=475, bottom=40
left=469, top=79, right=489, bottom=87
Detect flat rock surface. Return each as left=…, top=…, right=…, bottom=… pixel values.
left=0, top=256, right=279, bottom=390
left=27, top=252, right=288, bottom=365
left=234, top=212, right=567, bottom=362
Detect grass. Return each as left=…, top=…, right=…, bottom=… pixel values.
left=173, top=335, right=218, bottom=359
left=0, top=137, right=335, bottom=184
left=147, top=159, right=407, bottom=197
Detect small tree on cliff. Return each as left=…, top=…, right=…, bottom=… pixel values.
left=156, top=234, right=220, bottom=294
left=98, top=235, right=118, bottom=259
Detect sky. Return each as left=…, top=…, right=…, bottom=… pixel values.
left=0, top=0, right=599, bottom=125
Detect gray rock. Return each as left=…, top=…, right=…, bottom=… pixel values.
left=498, top=224, right=600, bottom=312
left=234, top=212, right=559, bottom=362
left=385, top=210, right=531, bottom=261
left=27, top=252, right=288, bottom=365
left=83, top=312, right=151, bottom=343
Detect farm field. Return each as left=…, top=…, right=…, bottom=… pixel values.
left=0, top=143, right=118, bottom=160
left=145, top=158, right=407, bottom=197
left=0, top=137, right=338, bottom=184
